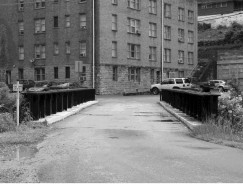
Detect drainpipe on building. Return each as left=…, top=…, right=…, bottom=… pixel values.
left=161, top=0, right=164, bottom=82
left=92, top=0, right=95, bottom=89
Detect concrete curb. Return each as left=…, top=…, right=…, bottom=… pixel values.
left=35, top=101, right=98, bottom=125
left=158, top=101, right=202, bottom=130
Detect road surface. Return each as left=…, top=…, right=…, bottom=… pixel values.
left=31, top=95, right=243, bottom=182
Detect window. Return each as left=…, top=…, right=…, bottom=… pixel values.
left=35, top=18, right=45, bottom=33
left=175, top=78, right=183, bottom=84
left=128, top=67, right=140, bottom=82
left=34, top=68, right=45, bottom=81
left=35, top=0, right=45, bottom=9
left=188, top=10, right=194, bottom=23
left=149, top=23, right=157, bottom=37
left=128, top=43, right=140, bottom=59
left=164, top=25, right=171, bottom=40
left=113, top=66, right=118, bottom=81
left=149, top=47, right=156, bottom=61
left=112, top=0, right=118, bottom=5
left=54, top=67, right=58, bottom=79
left=164, top=3, right=171, bottom=18
left=65, top=67, right=70, bottom=78
left=18, top=68, right=24, bottom=80
left=112, top=41, right=117, bottom=58
left=156, top=71, right=160, bottom=83
left=79, top=41, right=86, bottom=57
left=54, top=16, right=58, bottom=28
left=80, top=66, right=86, bottom=81
left=80, top=0, right=86, bottom=3
left=19, top=46, right=24, bottom=60
left=188, top=52, right=194, bottom=65
left=127, top=18, right=140, bottom=34
left=221, top=2, right=227, bottom=7
left=178, top=71, right=184, bottom=78
left=188, top=31, right=194, bottom=44
left=35, top=45, right=46, bottom=59
left=128, top=0, right=140, bottom=10
left=178, top=50, right=184, bottom=64
left=149, top=0, right=157, bottom=14
left=112, top=14, right=117, bottom=31
left=206, top=4, right=213, bottom=8
left=216, top=2, right=227, bottom=8
left=18, top=0, right=24, bottom=11
left=18, top=21, right=24, bottom=35
left=164, top=48, right=171, bottom=63
left=53, top=0, right=58, bottom=3
left=65, top=42, right=71, bottom=54
left=201, top=4, right=206, bottom=9
left=54, top=43, right=59, bottom=55
left=178, top=8, right=185, bottom=21
left=65, top=15, right=70, bottom=28
left=150, top=69, right=154, bottom=83
left=80, top=14, right=86, bottom=29
left=178, top=28, right=184, bottom=42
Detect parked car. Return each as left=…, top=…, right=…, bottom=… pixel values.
left=7, top=79, right=36, bottom=92
left=150, top=78, right=192, bottom=95
left=200, top=80, right=230, bottom=92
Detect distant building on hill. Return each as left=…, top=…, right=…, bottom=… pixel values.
left=198, top=0, right=243, bottom=16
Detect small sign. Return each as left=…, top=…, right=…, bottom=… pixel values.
left=13, top=84, right=23, bottom=92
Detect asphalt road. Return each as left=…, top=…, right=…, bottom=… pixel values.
left=34, top=95, right=243, bottom=183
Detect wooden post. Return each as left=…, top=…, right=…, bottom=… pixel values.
left=16, top=81, right=20, bottom=126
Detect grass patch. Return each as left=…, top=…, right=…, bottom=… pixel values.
left=191, top=119, right=243, bottom=149
left=0, top=121, right=48, bottom=146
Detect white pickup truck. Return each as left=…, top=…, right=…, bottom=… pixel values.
left=150, top=78, right=192, bottom=95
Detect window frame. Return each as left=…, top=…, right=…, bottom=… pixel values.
left=127, top=43, right=140, bottom=60
left=149, top=22, right=157, bottom=37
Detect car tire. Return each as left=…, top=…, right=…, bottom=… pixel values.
left=151, top=87, right=159, bottom=95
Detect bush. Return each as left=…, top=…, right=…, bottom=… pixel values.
left=198, top=22, right=211, bottom=31
left=218, top=84, right=243, bottom=133
left=0, top=82, right=33, bottom=131
left=0, top=113, right=15, bottom=133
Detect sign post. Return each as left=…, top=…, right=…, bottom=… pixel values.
left=13, top=82, right=23, bottom=126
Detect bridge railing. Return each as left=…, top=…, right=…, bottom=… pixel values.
left=160, top=89, right=221, bottom=121
left=23, top=88, right=95, bottom=120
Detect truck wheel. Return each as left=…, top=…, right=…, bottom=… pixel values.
left=151, top=88, right=159, bottom=95
left=219, top=86, right=224, bottom=93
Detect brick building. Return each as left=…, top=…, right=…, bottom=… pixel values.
left=0, top=0, right=198, bottom=94
left=198, top=0, right=243, bottom=16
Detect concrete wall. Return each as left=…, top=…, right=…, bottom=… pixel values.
left=217, top=48, right=243, bottom=90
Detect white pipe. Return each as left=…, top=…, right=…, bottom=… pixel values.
left=92, top=0, right=95, bottom=89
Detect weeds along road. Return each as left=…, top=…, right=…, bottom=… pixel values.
left=18, top=96, right=243, bottom=182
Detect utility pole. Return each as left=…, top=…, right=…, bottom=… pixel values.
left=161, top=0, right=164, bottom=82
left=92, top=0, right=95, bottom=89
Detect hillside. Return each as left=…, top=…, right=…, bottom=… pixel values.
left=198, top=22, right=243, bottom=46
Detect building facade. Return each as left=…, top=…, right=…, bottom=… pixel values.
left=0, top=0, right=197, bottom=94
left=198, top=0, right=243, bottom=16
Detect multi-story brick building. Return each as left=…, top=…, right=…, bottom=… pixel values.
left=0, top=0, right=197, bottom=94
